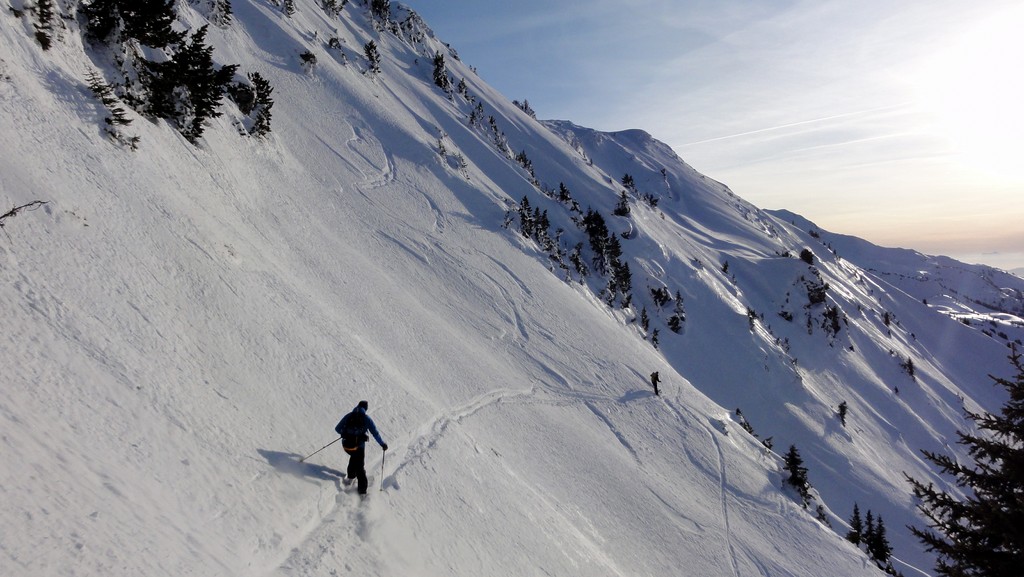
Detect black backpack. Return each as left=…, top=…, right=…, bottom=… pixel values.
left=335, top=410, right=368, bottom=443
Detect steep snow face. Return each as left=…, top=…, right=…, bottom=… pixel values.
left=0, top=2, right=1018, bottom=577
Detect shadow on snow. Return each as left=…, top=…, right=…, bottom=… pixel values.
left=257, top=448, right=346, bottom=489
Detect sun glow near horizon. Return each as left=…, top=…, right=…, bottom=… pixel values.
left=917, top=5, right=1024, bottom=182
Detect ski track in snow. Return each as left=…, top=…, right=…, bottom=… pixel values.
left=702, top=417, right=742, bottom=577
left=660, top=396, right=741, bottom=577
left=387, top=385, right=538, bottom=489
left=264, top=385, right=536, bottom=576
left=263, top=379, right=679, bottom=575
left=266, top=372, right=751, bottom=577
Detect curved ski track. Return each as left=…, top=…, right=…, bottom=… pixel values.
left=265, top=382, right=746, bottom=576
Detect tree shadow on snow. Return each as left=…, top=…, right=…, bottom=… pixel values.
left=257, top=449, right=345, bottom=489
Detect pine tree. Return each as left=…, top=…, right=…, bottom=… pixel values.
left=83, top=0, right=183, bottom=47
left=209, top=0, right=233, bottom=27
left=783, top=445, right=812, bottom=508
left=838, top=401, right=849, bottom=427
left=905, top=344, right=1024, bottom=577
left=247, top=71, right=274, bottom=137
left=83, top=0, right=121, bottom=43
left=866, top=514, right=894, bottom=566
left=667, top=290, right=685, bottom=333
left=143, top=25, right=238, bottom=141
left=846, top=503, right=863, bottom=545
left=125, top=0, right=183, bottom=48
left=33, top=0, right=55, bottom=50
left=557, top=182, right=572, bottom=203
left=581, top=209, right=608, bottom=275
left=432, top=53, right=451, bottom=94
left=569, top=242, right=588, bottom=279
left=621, top=173, right=637, bottom=193
left=613, top=190, right=630, bottom=216
left=800, top=248, right=815, bottom=265
left=363, top=40, right=381, bottom=74
left=370, top=0, right=390, bottom=21
left=517, top=196, right=533, bottom=238
left=864, top=510, right=877, bottom=551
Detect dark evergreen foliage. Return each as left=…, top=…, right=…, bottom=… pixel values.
left=800, top=248, right=815, bottom=265
left=34, top=0, right=55, bottom=50
left=227, top=71, right=274, bottom=137
left=432, top=53, right=450, bottom=93
left=582, top=209, right=609, bottom=275
left=866, top=514, right=893, bottom=566
left=823, top=305, right=842, bottom=337
left=806, top=277, right=829, bottom=305
left=613, top=190, right=630, bottom=216
left=370, top=0, right=390, bottom=21
left=569, top=242, right=588, bottom=279
left=668, top=290, right=685, bottom=333
left=363, top=40, right=381, bottom=74
left=901, top=356, right=915, bottom=378
left=905, top=345, right=1024, bottom=577
left=515, top=150, right=536, bottom=182
left=736, top=408, right=756, bottom=437
left=847, top=503, right=863, bottom=545
left=124, top=7, right=167, bottom=46
left=208, top=0, right=234, bottom=27
left=621, top=173, right=637, bottom=193
left=83, top=0, right=120, bottom=43
left=143, top=25, right=238, bottom=141
left=783, top=444, right=812, bottom=508
left=650, top=287, right=670, bottom=308
left=557, top=182, right=573, bottom=203
left=513, top=99, right=536, bottom=118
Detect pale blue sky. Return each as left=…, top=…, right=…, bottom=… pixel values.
left=413, top=0, right=1024, bottom=271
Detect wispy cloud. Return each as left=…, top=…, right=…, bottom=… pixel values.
left=677, top=104, right=914, bottom=148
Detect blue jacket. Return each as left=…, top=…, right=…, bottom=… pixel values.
left=335, top=406, right=385, bottom=448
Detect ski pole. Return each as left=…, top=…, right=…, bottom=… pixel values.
left=380, top=447, right=386, bottom=491
left=300, top=437, right=341, bottom=462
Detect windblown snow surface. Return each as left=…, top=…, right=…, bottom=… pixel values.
left=2, top=2, right=1023, bottom=576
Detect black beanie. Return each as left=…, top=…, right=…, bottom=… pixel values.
left=358, top=400, right=369, bottom=410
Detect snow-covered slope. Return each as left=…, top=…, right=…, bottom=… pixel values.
left=2, top=2, right=1020, bottom=576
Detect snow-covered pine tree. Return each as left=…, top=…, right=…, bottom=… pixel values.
left=613, top=190, right=630, bottom=216
left=84, top=0, right=184, bottom=47
left=370, top=0, right=390, bottom=22
left=142, top=25, right=238, bottom=141
left=363, top=41, right=381, bottom=74
left=247, top=71, right=274, bottom=137
left=432, top=53, right=451, bottom=94
left=33, top=0, right=55, bottom=50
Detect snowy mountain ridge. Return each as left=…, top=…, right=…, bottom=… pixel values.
left=2, top=1, right=1023, bottom=576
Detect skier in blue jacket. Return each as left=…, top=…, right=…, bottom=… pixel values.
left=335, top=401, right=388, bottom=494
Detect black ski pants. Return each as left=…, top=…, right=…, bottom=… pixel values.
left=345, top=444, right=368, bottom=494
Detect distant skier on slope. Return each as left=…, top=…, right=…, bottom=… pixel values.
left=335, top=400, right=388, bottom=495
left=650, top=371, right=660, bottom=396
